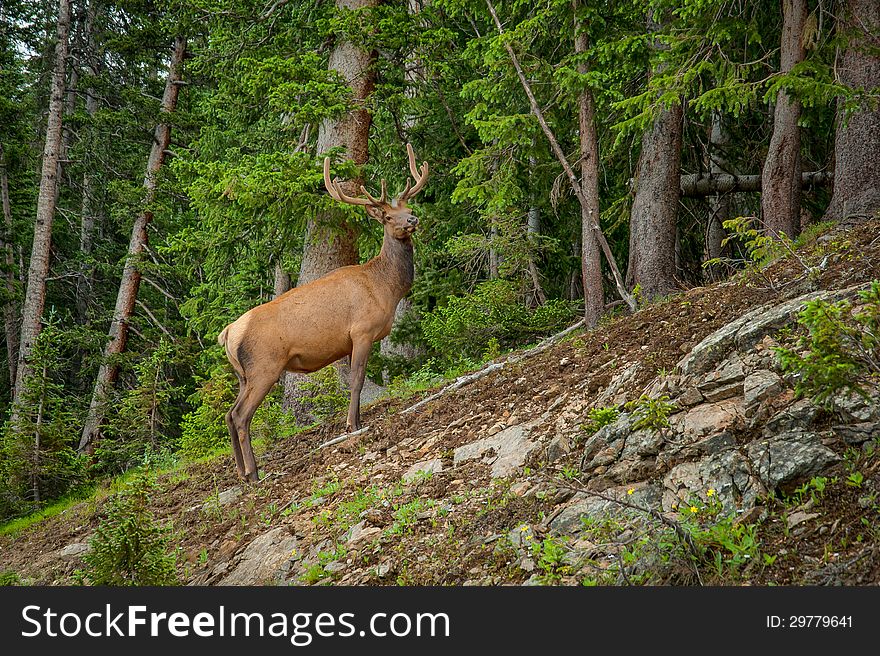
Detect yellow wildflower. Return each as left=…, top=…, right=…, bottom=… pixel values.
left=627, top=488, right=635, bottom=495
left=707, top=488, right=716, bottom=497
left=690, top=506, right=699, bottom=513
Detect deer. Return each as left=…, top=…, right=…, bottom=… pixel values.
left=218, top=144, right=429, bottom=482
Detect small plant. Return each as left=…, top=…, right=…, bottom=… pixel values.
left=0, top=570, right=22, bottom=586
left=846, top=471, right=864, bottom=488
left=581, top=405, right=620, bottom=435
left=530, top=536, right=569, bottom=584
left=775, top=281, right=880, bottom=406
left=625, top=395, right=677, bottom=432
left=82, top=473, right=179, bottom=586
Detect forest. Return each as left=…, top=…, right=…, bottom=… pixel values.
left=0, top=0, right=877, bottom=531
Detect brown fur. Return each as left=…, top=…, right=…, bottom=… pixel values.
left=220, top=150, right=426, bottom=482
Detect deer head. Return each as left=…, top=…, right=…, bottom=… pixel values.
left=323, top=143, right=429, bottom=240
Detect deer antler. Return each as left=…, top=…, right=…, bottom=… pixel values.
left=399, top=142, right=429, bottom=202
left=323, top=157, right=375, bottom=207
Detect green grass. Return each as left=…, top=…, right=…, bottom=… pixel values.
left=0, top=490, right=93, bottom=538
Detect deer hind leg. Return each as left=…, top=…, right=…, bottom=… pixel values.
left=346, top=337, right=373, bottom=432
left=230, top=373, right=277, bottom=483
left=226, top=373, right=246, bottom=478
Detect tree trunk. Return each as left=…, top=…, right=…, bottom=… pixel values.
left=11, top=0, right=71, bottom=417
left=524, top=151, right=547, bottom=308
left=283, top=0, right=377, bottom=417
left=626, top=13, right=682, bottom=300
left=823, top=0, right=880, bottom=223
left=761, top=0, right=806, bottom=239
left=1, top=143, right=18, bottom=387
left=681, top=171, right=832, bottom=196
left=75, top=0, right=101, bottom=324
left=574, top=3, right=603, bottom=328
left=79, top=36, right=186, bottom=454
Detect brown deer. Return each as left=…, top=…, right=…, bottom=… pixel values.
left=218, top=144, right=429, bottom=482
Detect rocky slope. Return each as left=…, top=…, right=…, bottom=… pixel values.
left=2, top=220, right=879, bottom=586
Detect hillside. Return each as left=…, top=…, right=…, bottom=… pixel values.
left=1, top=219, right=879, bottom=586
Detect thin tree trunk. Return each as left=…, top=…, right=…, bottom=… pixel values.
left=11, top=0, right=71, bottom=419
left=761, top=0, right=806, bottom=239
left=75, top=0, right=101, bottom=324
left=79, top=36, right=186, bottom=454
left=485, top=0, right=635, bottom=312
left=823, top=0, right=880, bottom=223
left=525, top=151, right=546, bottom=308
left=681, top=170, right=832, bottom=196
left=574, top=2, right=603, bottom=328
left=627, top=12, right=682, bottom=300
left=1, top=143, right=19, bottom=387
left=33, top=360, right=47, bottom=504
left=283, top=0, right=377, bottom=417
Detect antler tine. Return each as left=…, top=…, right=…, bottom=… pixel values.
left=400, top=142, right=429, bottom=201
left=323, top=157, right=374, bottom=207
left=359, top=179, right=388, bottom=205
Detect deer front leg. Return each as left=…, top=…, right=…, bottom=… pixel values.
left=347, top=338, right=372, bottom=432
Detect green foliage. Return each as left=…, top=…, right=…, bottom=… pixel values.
left=624, top=395, right=677, bottom=432
left=775, top=281, right=880, bottom=405
left=0, top=570, right=22, bottom=586
left=82, top=473, right=179, bottom=586
left=581, top=405, right=620, bottom=435
left=423, top=280, right=578, bottom=363
left=179, top=367, right=237, bottom=459
left=0, top=318, right=85, bottom=521
left=296, top=367, right=348, bottom=423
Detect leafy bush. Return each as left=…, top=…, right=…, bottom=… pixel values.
left=775, top=281, right=880, bottom=406
left=422, top=280, right=578, bottom=363
left=295, top=366, right=348, bottom=422
left=625, top=395, right=677, bottom=432
left=582, top=406, right=620, bottom=435
left=82, top=473, right=179, bottom=586
left=179, top=367, right=236, bottom=459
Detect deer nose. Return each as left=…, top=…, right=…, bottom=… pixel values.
left=407, top=216, right=419, bottom=227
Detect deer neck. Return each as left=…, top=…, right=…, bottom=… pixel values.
left=373, top=229, right=414, bottom=301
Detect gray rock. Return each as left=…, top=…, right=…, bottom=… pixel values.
left=220, top=527, right=298, bottom=585
left=548, top=484, right=663, bottom=535
left=832, top=390, right=880, bottom=423
left=743, top=370, right=784, bottom=416
left=677, top=387, right=704, bottom=407
left=663, top=450, right=764, bottom=514
left=621, top=428, right=665, bottom=458
left=702, top=381, right=744, bottom=403
left=832, top=423, right=879, bottom=445
left=547, top=435, right=572, bottom=463
left=58, top=542, right=91, bottom=560
left=344, top=520, right=382, bottom=544
left=403, top=458, right=444, bottom=482
left=764, top=398, right=820, bottom=435
left=697, top=356, right=745, bottom=392
left=453, top=424, right=539, bottom=478
left=678, top=286, right=866, bottom=377
left=747, top=431, right=841, bottom=491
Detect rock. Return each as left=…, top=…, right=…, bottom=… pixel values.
left=323, top=561, right=346, bottom=574
left=594, top=363, right=641, bottom=407
left=832, top=390, right=880, bottom=423
left=345, top=520, right=382, bottom=544
left=677, top=387, right=704, bottom=407
left=663, top=450, right=763, bottom=513
left=702, top=382, right=743, bottom=403
left=509, top=481, right=533, bottom=497
left=375, top=563, right=393, bottom=578
left=362, top=508, right=386, bottom=526
left=832, top=423, right=879, bottom=445
left=786, top=511, right=819, bottom=529
left=58, top=542, right=91, bottom=560
left=507, top=523, right=536, bottom=549
left=676, top=398, right=744, bottom=439
left=621, top=428, right=665, bottom=458
left=764, top=398, right=820, bottom=435
left=678, top=286, right=865, bottom=377
left=743, top=370, right=784, bottom=416
left=403, top=458, right=444, bottom=482
left=220, top=527, right=298, bottom=585
left=549, top=484, right=663, bottom=535
left=518, top=557, right=536, bottom=572
left=453, top=424, right=540, bottom=478
left=747, top=431, right=841, bottom=492
left=547, top=436, right=572, bottom=463
left=697, top=356, right=744, bottom=392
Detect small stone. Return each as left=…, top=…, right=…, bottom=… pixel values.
left=677, top=387, right=704, bottom=407
left=547, top=435, right=572, bottom=463
left=743, top=370, right=784, bottom=416
left=375, top=563, right=392, bottom=578
left=403, top=458, right=444, bottom=482
left=58, top=542, right=91, bottom=560
left=518, top=557, right=536, bottom=572
left=559, top=357, right=572, bottom=368
left=786, top=511, right=819, bottom=529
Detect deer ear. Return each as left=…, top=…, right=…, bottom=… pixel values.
left=365, top=205, right=385, bottom=222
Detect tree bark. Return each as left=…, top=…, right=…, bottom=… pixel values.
left=681, top=171, right=832, bottom=196
left=75, top=0, right=101, bottom=324
left=79, top=36, right=186, bottom=454
left=11, top=0, right=70, bottom=418
left=626, top=13, right=682, bottom=300
left=574, top=3, right=603, bottom=328
left=1, top=143, right=18, bottom=387
left=823, top=0, right=880, bottom=223
left=283, top=0, right=377, bottom=416
left=761, top=0, right=806, bottom=239
left=705, top=112, right=731, bottom=269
